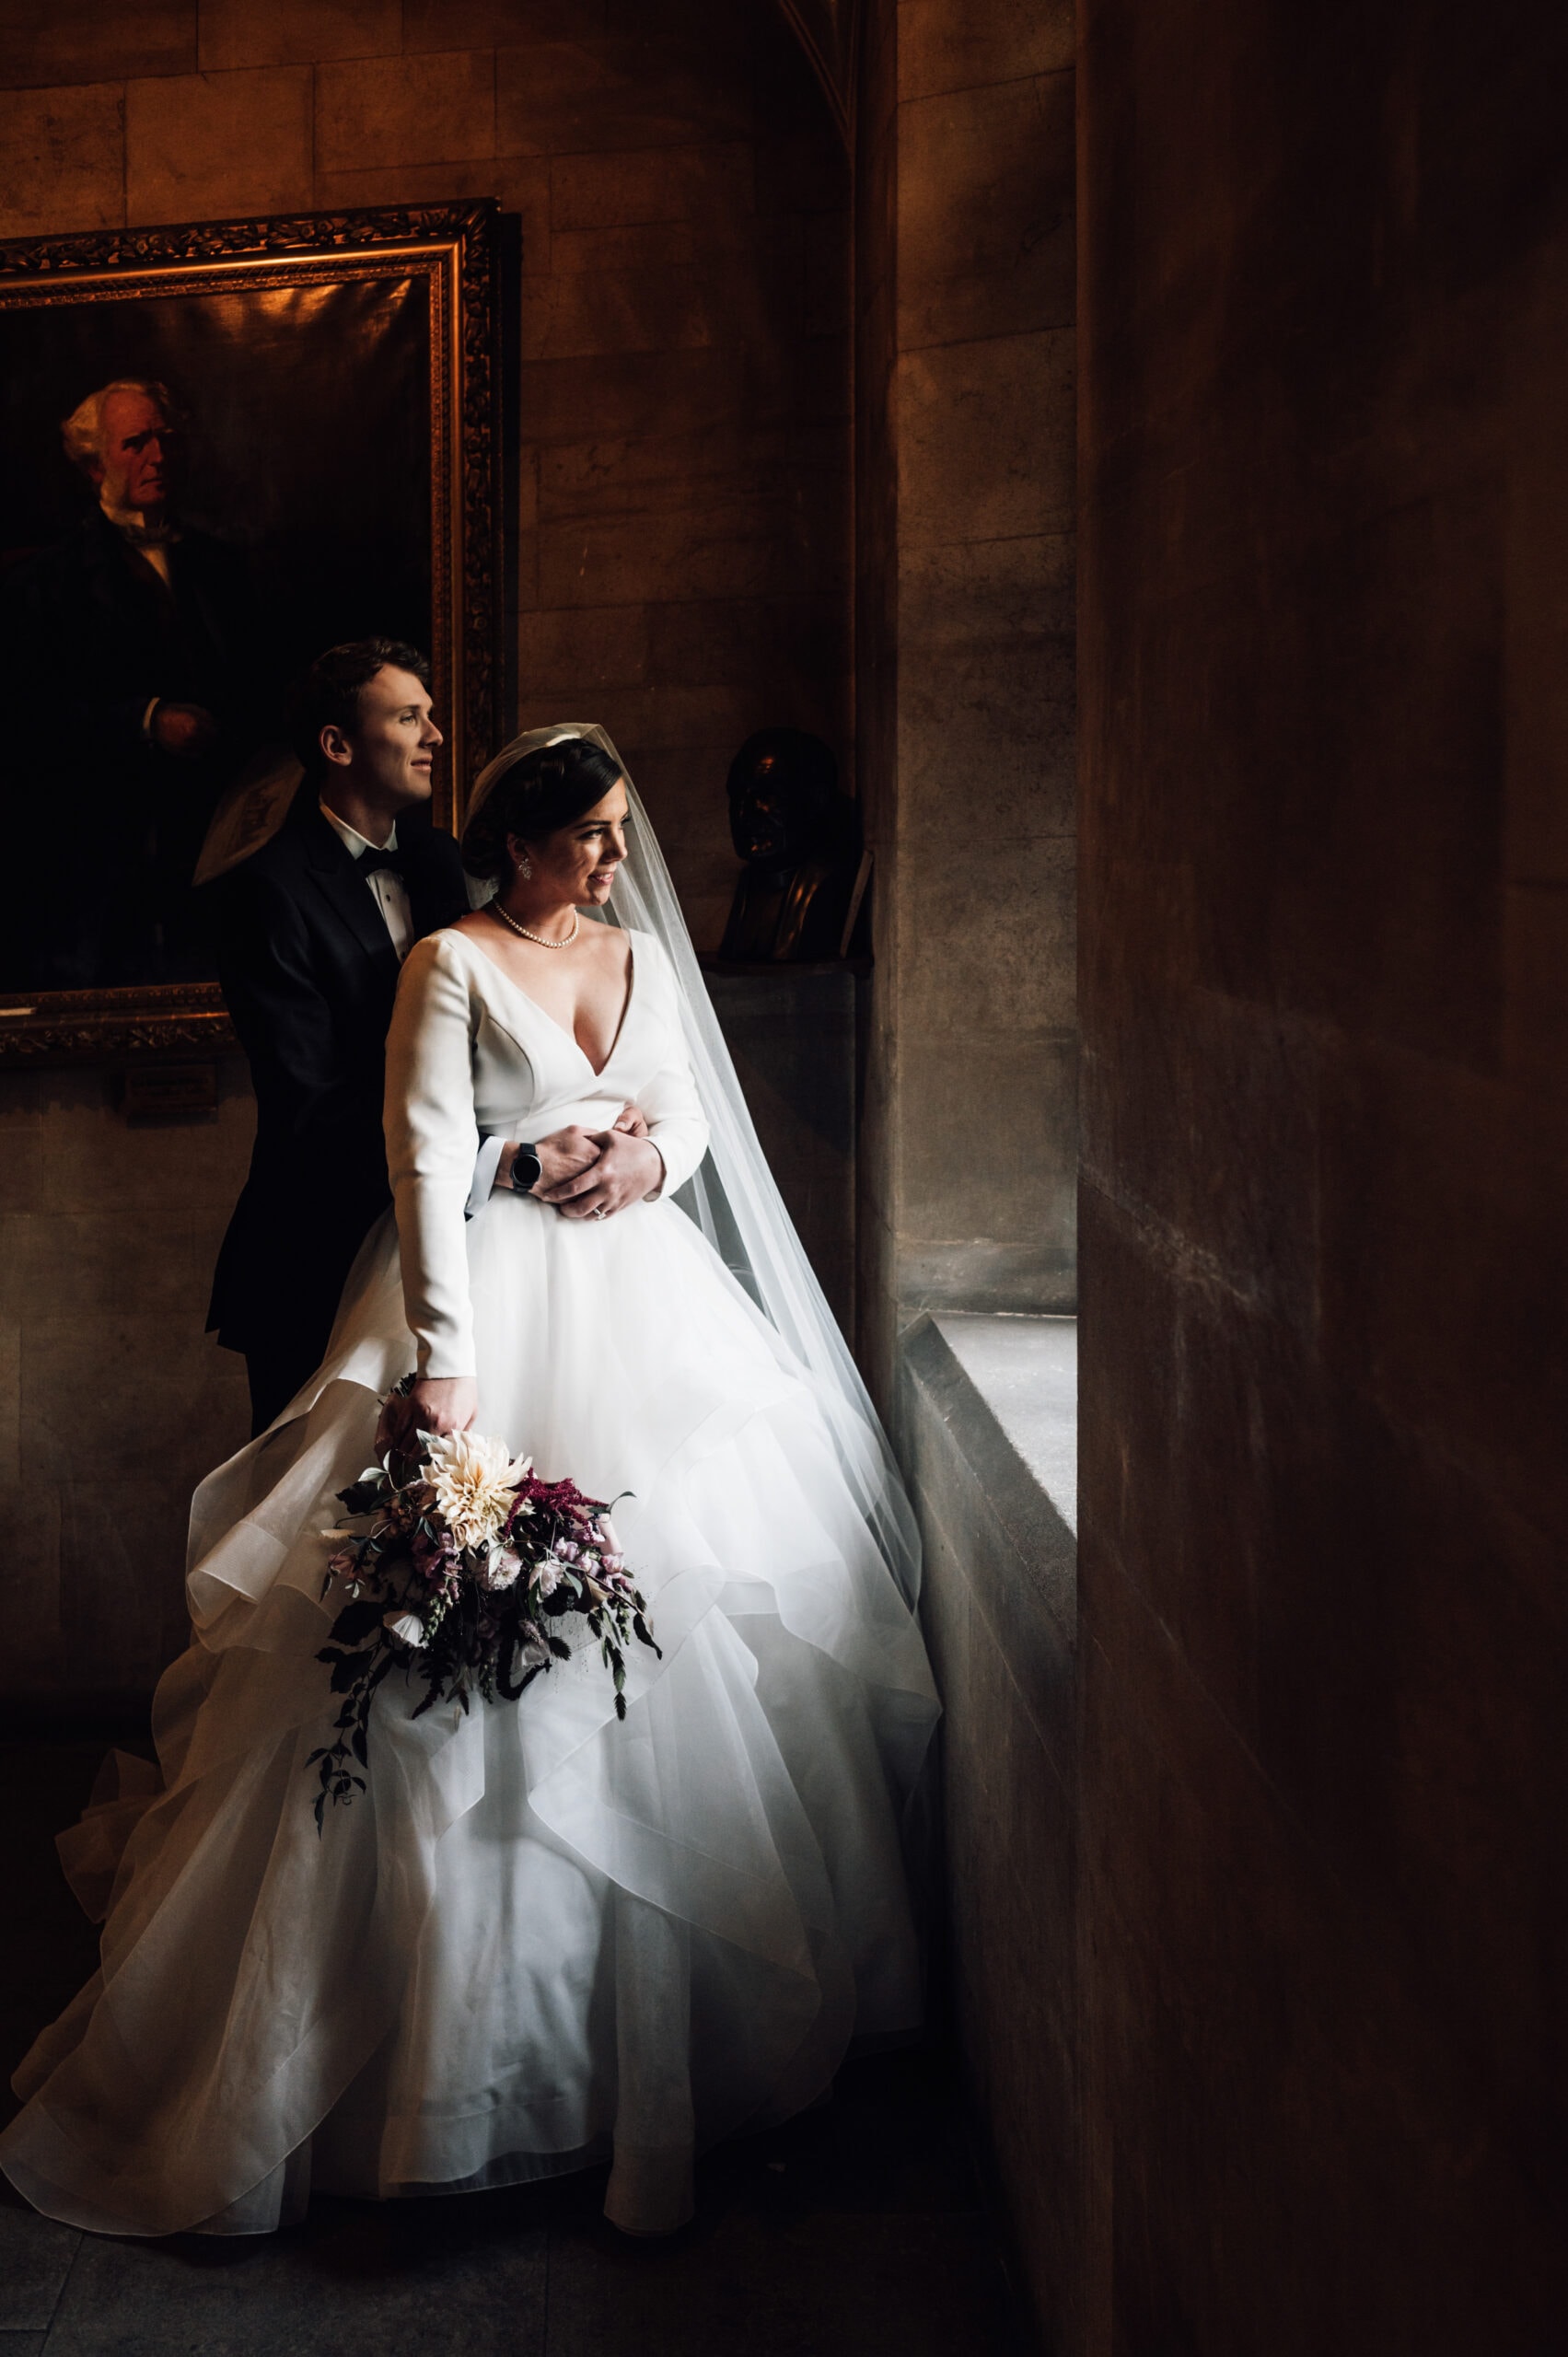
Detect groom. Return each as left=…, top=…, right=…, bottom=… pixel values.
left=207, top=638, right=633, bottom=1434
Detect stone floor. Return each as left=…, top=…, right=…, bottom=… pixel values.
left=1, top=1736, right=1030, bottom=2356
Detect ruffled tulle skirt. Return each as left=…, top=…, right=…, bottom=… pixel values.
left=0, top=1189, right=939, bottom=2237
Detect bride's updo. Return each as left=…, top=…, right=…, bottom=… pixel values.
left=460, top=737, right=624, bottom=879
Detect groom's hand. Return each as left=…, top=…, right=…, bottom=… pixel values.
left=541, top=1130, right=665, bottom=1219
left=501, top=1124, right=601, bottom=1194
left=498, top=1105, right=648, bottom=1194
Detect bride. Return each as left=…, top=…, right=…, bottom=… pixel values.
left=1, top=726, right=939, bottom=2241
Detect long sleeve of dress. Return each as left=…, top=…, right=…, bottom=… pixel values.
left=384, top=933, right=481, bottom=1379
left=634, top=942, right=710, bottom=1196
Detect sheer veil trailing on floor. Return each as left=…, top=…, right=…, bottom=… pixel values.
left=467, top=724, right=923, bottom=1611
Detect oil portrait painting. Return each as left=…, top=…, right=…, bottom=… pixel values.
left=0, top=203, right=497, bottom=1039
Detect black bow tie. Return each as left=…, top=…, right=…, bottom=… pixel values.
left=360, top=844, right=408, bottom=883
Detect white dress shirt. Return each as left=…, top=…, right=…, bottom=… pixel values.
left=319, top=805, right=415, bottom=960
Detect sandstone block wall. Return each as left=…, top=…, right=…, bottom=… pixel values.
left=1077, top=2, right=1568, bottom=2345
left=0, top=1060, right=255, bottom=1701
left=854, top=0, right=1078, bottom=1402
left=899, top=1318, right=1079, bottom=2357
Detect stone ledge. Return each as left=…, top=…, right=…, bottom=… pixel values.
left=931, top=1310, right=1076, bottom=1534
left=897, top=1310, right=1078, bottom=1745
left=901, top=1310, right=1076, bottom=1571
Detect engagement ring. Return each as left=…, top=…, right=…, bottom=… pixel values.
left=592, top=1207, right=607, bottom=1221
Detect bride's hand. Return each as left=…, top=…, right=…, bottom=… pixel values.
left=539, top=1129, right=665, bottom=1220
left=375, top=1376, right=478, bottom=1455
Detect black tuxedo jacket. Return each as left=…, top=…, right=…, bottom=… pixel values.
left=206, top=791, right=470, bottom=1361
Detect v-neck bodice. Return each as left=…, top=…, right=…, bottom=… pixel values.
left=384, top=924, right=712, bottom=1378
left=458, top=927, right=638, bottom=1083
left=432, top=925, right=654, bottom=1136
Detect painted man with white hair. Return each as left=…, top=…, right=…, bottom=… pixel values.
left=2, top=377, right=257, bottom=985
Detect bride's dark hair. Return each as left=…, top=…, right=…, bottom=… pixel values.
left=461, top=737, right=624, bottom=879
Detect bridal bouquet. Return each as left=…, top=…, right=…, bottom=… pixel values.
left=308, top=1411, right=658, bottom=1827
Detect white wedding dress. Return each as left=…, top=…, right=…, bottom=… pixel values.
left=1, top=919, right=939, bottom=2240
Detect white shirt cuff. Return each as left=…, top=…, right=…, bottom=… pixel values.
left=465, top=1134, right=506, bottom=1220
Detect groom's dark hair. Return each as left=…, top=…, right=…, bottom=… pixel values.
left=461, top=737, right=623, bottom=878
left=291, top=637, right=431, bottom=780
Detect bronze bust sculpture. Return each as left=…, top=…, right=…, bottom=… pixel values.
left=718, top=729, right=866, bottom=963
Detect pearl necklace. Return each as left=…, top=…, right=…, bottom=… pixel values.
left=490, top=900, right=580, bottom=950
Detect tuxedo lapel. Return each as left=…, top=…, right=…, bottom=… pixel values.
left=299, top=807, right=400, bottom=970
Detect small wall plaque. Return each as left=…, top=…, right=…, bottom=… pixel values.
left=120, top=1063, right=218, bottom=1121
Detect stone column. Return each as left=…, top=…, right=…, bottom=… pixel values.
left=854, top=0, right=1079, bottom=1402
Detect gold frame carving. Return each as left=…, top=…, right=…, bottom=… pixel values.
left=0, top=202, right=501, bottom=1067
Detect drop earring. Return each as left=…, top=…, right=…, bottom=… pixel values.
left=517, top=855, right=533, bottom=881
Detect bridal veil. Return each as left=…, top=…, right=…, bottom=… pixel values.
left=465, top=725, right=923, bottom=1614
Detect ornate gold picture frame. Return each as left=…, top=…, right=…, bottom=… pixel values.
left=0, top=201, right=501, bottom=1064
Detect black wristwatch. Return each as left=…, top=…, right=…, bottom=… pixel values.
left=510, top=1142, right=542, bottom=1194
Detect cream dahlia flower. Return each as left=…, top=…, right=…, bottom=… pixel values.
left=424, top=1430, right=530, bottom=1550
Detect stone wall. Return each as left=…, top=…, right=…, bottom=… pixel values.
left=1077, top=1, right=1568, bottom=2347
left=0, top=1059, right=255, bottom=1702
left=704, top=964, right=859, bottom=1332
left=854, top=0, right=1077, bottom=1401
left=899, top=1317, right=1078, bottom=2357
left=0, top=0, right=854, bottom=1701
